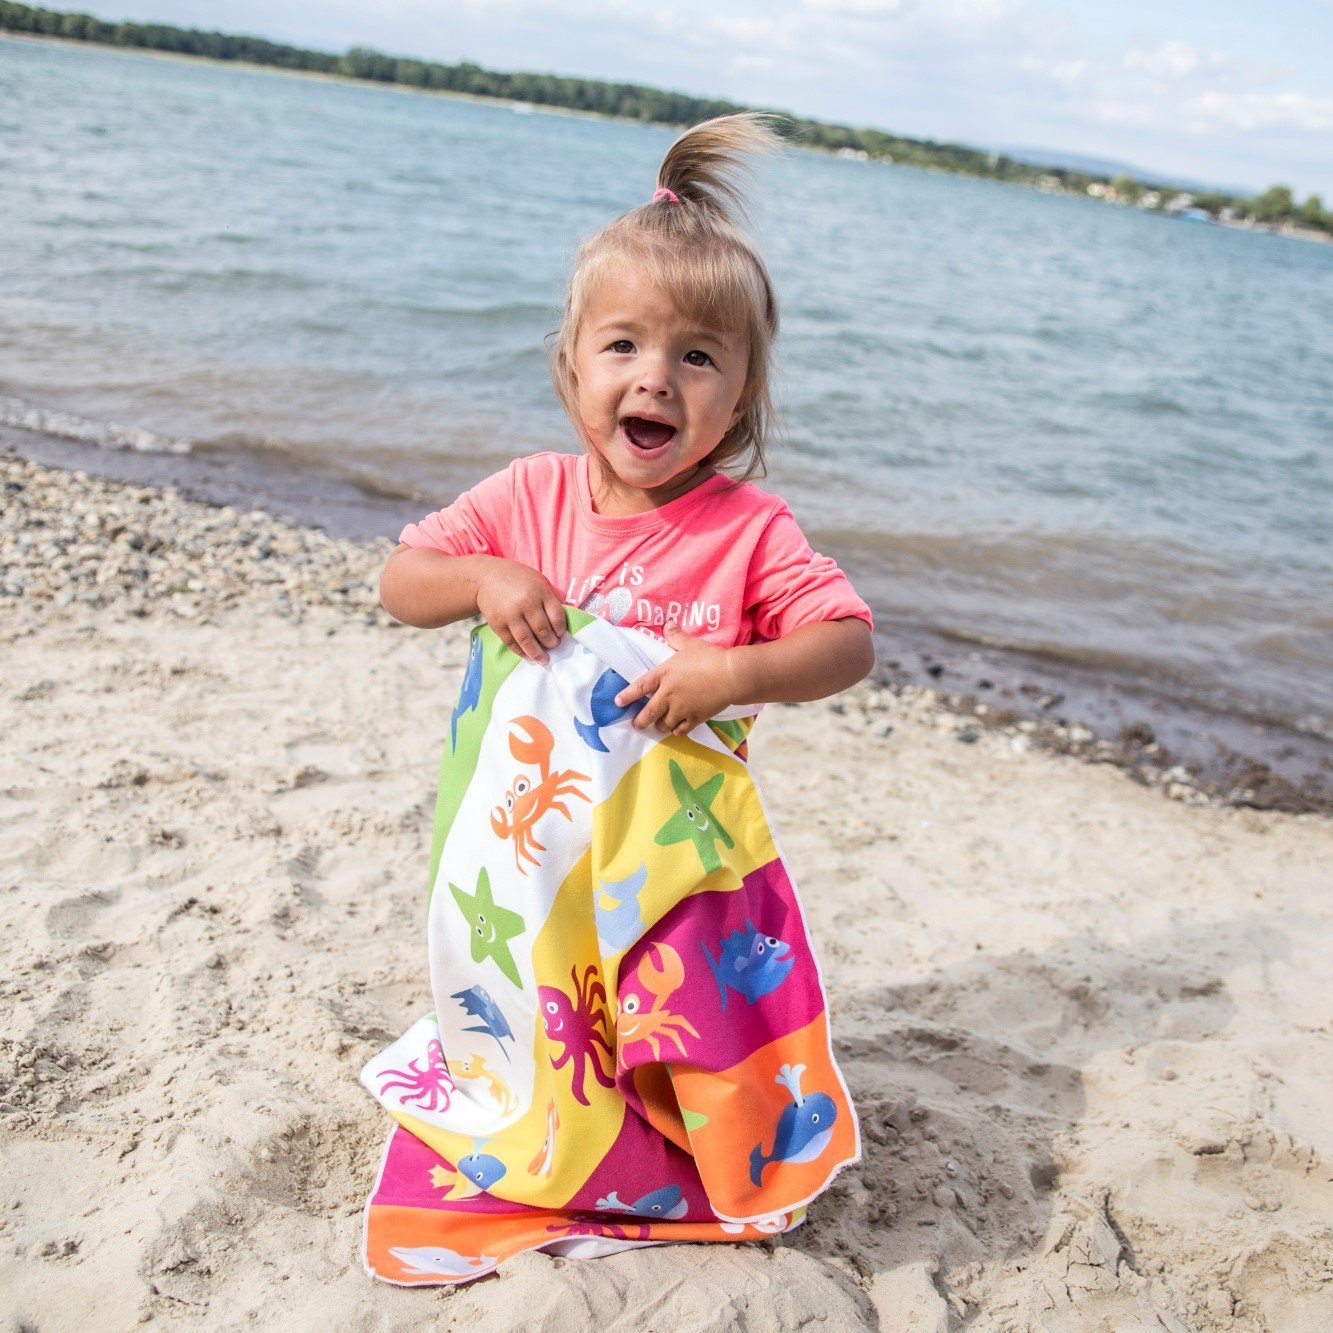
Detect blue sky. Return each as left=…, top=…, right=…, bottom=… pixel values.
left=63, top=0, right=1333, bottom=196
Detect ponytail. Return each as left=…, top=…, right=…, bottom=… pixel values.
left=654, top=111, right=785, bottom=227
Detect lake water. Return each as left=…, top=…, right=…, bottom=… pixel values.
left=3, top=34, right=1331, bottom=795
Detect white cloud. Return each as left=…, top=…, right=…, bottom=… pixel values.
left=1124, top=40, right=1231, bottom=82
left=798, top=0, right=912, bottom=16
left=1018, top=32, right=1322, bottom=147
left=1018, top=55, right=1090, bottom=87
left=1182, top=89, right=1333, bottom=135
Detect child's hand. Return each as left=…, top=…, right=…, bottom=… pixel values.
left=475, top=560, right=567, bottom=664
left=615, top=626, right=738, bottom=735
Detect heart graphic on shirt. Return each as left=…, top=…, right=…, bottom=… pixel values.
left=581, top=586, right=633, bottom=625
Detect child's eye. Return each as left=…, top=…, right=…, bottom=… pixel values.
left=684, top=349, right=714, bottom=367
left=608, top=339, right=634, bottom=354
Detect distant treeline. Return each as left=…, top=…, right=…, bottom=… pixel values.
left=2, top=2, right=1328, bottom=235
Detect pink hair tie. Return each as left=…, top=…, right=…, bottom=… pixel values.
left=652, top=188, right=680, bottom=204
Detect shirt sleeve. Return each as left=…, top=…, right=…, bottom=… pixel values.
left=745, top=502, right=874, bottom=641
left=397, top=464, right=515, bottom=558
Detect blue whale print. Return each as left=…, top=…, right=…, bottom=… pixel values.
left=575, top=668, right=645, bottom=752
left=457, top=1143, right=507, bottom=1191
left=595, top=1184, right=688, bottom=1219
left=749, top=1063, right=838, bottom=1186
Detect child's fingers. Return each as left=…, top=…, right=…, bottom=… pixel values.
left=631, top=690, right=669, bottom=731
left=525, top=606, right=560, bottom=651
left=541, top=594, right=567, bottom=643
left=615, top=673, right=656, bottom=708
left=509, top=617, right=550, bottom=664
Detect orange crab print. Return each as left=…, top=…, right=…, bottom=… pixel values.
left=490, top=716, right=591, bottom=875
left=615, top=942, right=701, bottom=1064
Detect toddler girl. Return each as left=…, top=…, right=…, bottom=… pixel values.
left=380, top=112, right=874, bottom=720
left=362, top=112, right=874, bottom=1286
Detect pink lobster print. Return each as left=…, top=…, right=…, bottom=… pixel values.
left=538, top=963, right=616, bottom=1106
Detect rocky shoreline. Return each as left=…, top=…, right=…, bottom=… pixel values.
left=4, top=447, right=1325, bottom=816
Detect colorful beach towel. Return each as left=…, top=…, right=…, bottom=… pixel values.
left=360, top=608, right=859, bottom=1285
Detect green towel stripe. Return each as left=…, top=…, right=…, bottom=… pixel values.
left=706, top=716, right=753, bottom=751
left=426, top=626, right=517, bottom=900
left=565, top=605, right=597, bottom=635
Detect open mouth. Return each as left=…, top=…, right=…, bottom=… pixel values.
left=621, top=416, right=677, bottom=452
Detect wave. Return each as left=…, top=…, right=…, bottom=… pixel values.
left=0, top=394, right=192, bottom=454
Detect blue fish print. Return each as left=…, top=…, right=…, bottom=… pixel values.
left=595, top=1184, right=688, bottom=1219
left=574, top=668, right=644, bottom=752
left=450, top=633, right=485, bottom=752
left=749, top=1063, right=837, bottom=1186
left=457, top=1144, right=507, bottom=1191
left=451, top=984, right=515, bottom=1062
left=594, top=863, right=647, bottom=955
left=701, top=920, right=794, bottom=1012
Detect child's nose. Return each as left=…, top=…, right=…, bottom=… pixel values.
left=635, top=354, right=674, bottom=396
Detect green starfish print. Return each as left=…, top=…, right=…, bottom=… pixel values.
left=654, top=760, right=735, bottom=873
left=448, top=867, right=525, bottom=988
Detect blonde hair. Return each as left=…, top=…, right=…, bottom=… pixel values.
left=548, top=112, right=785, bottom=482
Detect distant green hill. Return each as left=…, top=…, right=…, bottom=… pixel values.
left=1, top=2, right=1326, bottom=234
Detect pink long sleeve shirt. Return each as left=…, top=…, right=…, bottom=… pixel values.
left=398, top=452, right=873, bottom=649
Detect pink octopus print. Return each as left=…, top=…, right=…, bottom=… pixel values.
left=538, top=963, right=615, bottom=1106
left=377, top=1038, right=455, bottom=1113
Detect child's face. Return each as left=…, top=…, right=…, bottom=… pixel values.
left=572, top=261, right=749, bottom=514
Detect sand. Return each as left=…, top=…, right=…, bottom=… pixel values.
left=2, top=453, right=1331, bottom=1330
